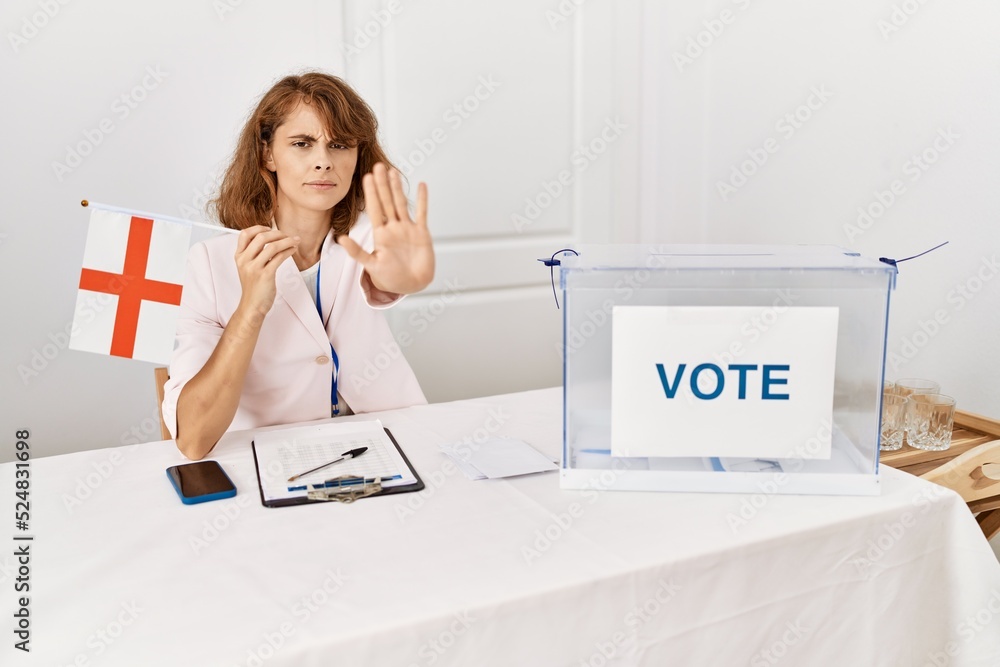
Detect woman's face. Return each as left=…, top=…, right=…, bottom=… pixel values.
left=264, top=101, right=359, bottom=219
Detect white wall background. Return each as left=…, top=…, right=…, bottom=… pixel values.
left=0, top=0, right=639, bottom=461
left=2, top=0, right=998, bottom=463
left=639, top=0, right=1000, bottom=421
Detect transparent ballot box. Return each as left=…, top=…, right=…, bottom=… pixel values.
left=559, top=245, right=896, bottom=496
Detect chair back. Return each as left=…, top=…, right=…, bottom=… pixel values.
left=154, top=367, right=171, bottom=441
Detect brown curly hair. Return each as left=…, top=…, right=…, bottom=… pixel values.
left=211, top=71, right=396, bottom=236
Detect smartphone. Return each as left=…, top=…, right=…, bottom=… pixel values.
left=166, top=460, right=237, bottom=504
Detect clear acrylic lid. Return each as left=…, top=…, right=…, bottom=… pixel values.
left=558, top=244, right=895, bottom=273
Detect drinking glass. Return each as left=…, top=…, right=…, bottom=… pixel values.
left=905, top=394, right=956, bottom=452
left=880, top=393, right=907, bottom=452
left=894, top=378, right=940, bottom=397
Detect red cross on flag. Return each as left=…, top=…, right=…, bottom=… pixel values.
left=69, top=208, right=192, bottom=364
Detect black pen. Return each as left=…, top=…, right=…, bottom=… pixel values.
left=287, top=447, right=368, bottom=482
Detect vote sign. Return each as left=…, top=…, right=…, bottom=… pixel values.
left=610, top=306, right=839, bottom=460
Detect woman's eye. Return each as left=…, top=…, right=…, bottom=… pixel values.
left=292, top=141, right=309, bottom=148
left=331, top=143, right=347, bottom=150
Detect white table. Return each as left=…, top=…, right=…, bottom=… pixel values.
left=3, top=388, right=1000, bottom=666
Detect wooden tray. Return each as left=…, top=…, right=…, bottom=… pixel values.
left=880, top=409, right=1000, bottom=539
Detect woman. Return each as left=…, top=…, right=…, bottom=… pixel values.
left=162, top=72, right=433, bottom=460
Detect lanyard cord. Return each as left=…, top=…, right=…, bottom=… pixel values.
left=314, top=237, right=340, bottom=416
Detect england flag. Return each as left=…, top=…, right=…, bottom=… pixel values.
left=70, top=207, right=192, bottom=364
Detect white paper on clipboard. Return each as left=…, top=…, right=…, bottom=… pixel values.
left=253, top=420, right=417, bottom=503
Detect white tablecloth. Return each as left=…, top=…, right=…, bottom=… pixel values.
left=2, top=388, right=999, bottom=666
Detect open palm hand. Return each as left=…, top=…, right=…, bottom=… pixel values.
left=338, top=163, right=435, bottom=295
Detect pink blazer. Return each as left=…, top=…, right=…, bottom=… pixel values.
left=161, top=214, right=426, bottom=440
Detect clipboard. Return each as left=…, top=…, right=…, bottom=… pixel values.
left=251, top=427, right=424, bottom=508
